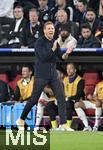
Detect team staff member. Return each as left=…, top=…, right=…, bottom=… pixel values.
left=90, top=81, right=103, bottom=131
left=46, top=63, right=84, bottom=130
left=20, top=8, right=43, bottom=48
left=64, top=63, right=85, bottom=128
left=14, top=65, right=34, bottom=101
left=14, top=64, right=46, bottom=102
left=16, top=21, right=72, bottom=130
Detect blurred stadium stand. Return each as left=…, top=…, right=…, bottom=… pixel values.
left=83, top=71, right=100, bottom=95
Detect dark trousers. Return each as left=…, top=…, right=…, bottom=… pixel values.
left=46, top=101, right=58, bottom=121
left=21, top=77, right=67, bottom=124
left=46, top=100, right=75, bottom=121
left=66, top=100, right=75, bottom=120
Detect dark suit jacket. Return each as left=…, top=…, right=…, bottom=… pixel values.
left=77, top=35, right=100, bottom=48
left=8, top=18, right=27, bottom=42
left=20, top=22, right=43, bottom=48
left=34, top=36, right=63, bottom=79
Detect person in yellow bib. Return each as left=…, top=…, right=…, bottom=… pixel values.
left=91, top=81, right=103, bottom=131
left=14, top=64, right=34, bottom=101
left=46, top=69, right=73, bottom=131
left=64, top=63, right=85, bottom=129
left=14, top=64, right=45, bottom=103
left=47, top=63, right=85, bottom=131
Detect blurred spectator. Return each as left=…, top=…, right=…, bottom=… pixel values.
left=14, top=64, right=34, bottom=101
left=0, top=80, right=13, bottom=102
left=55, top=9, right=79, bottom=39
left=77, top=23, right=100, bottom=48
left=0, top=0, right=14, bottom=23
left=15, top=0, right=38, bottom=6
left=73, top=0, right=79, bottom=6
left=87, top=0, right=100, bottom=14
left=20, top=8, right=43, bottom=48
left=83, top=8, right=101, bottom=35
left=73, top=0, right=87, bottom=25
left=99, top=0, right=103, bottom=21
left=56, top=23, right=77, bottom=52
left=14, top=0, right=36, bottom=20
left=0, top=25, right=3, bottom=46
left=67, top=0, right=75, bottom=7
left=95, top=22, right=103, bottom=48
left=48, top=0, right=55, bottom=8
left=5, top=5, right=27, bottom=48
left=50, top=0, right=74, bottom=23
left=91, top=80, right=103, bottom=131
left=63, top=63, right=85, bottom=129
left=0, top=0, right=15, bottom=46
left=37, top=0, right=51, bottom=25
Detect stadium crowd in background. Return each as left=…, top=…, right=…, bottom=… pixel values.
left=0, top=0, right=103, bottom=48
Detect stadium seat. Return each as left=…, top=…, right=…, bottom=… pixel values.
left=83, top=71, right=100, bottom=118
left=9, top=74, right=21, bottom=91
left=15, top=74, right=22, bottom=81
left=85, top=108, right=95, bottom=116
left=84, top=85, right=95, bottom=96
left=83, top=71, right=100, bottom=95
left=0, top=73, right=9, bottom=83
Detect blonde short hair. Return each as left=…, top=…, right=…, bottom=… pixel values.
left=43, top=21, right=54, bottom=30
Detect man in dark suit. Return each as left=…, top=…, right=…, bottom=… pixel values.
left=16, top=21, right=71, bottom=130
left=7, top=5, right=26, bottom=48
left=20, top=8, right=43, bottom=48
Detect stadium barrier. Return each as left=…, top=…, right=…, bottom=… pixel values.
left=60, top=48, right=103, bottom=52
left=3, top=103, right=13, bottom=128
left=0, top=102, right=103, bottom=130
left=0, top=48, right=103, bottom=52
left=0, top=102, right=36, bottom=129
